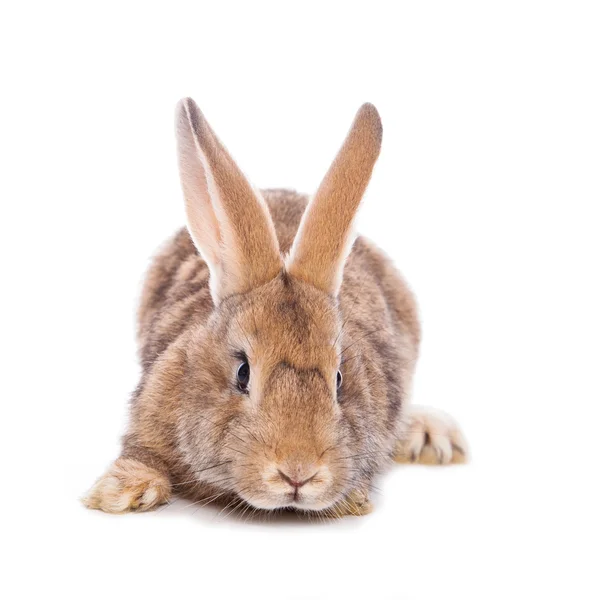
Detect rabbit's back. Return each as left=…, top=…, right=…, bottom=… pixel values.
left=138, top=189, right=420, bottom=371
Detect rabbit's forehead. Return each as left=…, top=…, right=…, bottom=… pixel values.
left=233, top=277, right=340, bottom=363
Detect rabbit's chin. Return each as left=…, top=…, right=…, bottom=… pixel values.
left=238, top=492, right=338, bottom=512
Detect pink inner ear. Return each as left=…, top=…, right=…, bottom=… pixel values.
left=176, top=99, right=224, bottom=302
left=176, top=98, right=283, bottom=303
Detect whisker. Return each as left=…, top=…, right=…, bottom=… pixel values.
left=319, top=444, right=337, bottom=459
left=187, top=490, right=230, bottom=513
left=171, top=460, right=232, bottom=486
left=156, top=498, right=177, bottom=514
left=203, top=476, right=235, bottom=488
left=333, top=312, right=353, bottom=347
left=220, top=498, right=246, bottom=521
left=195, top=414, right=251, bottom=449
left=334, top=450, right=389, bottom=462
left=215, top=497, right=242, bottom=520
left=234, top=421, right=263, bottom=445
left=340, top=326, right=390, bottom=356
left=340, top=353, right=362, bottom=365
left=224, top=445, right=251, bottom=458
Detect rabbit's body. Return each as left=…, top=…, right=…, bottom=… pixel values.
left=84, top=102, right=466, bottom=517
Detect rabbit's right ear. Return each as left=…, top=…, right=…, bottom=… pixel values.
left=286, top=104, right=382, bottom=296
left=175, top=98, right=283, bottom=304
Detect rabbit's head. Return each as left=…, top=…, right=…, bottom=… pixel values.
left=174, top=99, right=382, bottom=510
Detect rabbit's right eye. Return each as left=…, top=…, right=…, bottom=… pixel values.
left=236, top=361, right=250, bottom=393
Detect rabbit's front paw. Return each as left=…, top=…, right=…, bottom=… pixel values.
left=395, top=405, right=468, bottom=465
left=326, top=488, right=373, bottom=518
left=82, top=457, right=171, bottom=513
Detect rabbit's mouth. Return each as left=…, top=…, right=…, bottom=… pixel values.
left=237, top=483, right=342, bottom=512
left=283, top=490, right=329, bottom=511
left=246, top=494, right=337, bottom=512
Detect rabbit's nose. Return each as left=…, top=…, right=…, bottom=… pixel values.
left=277, top=469, right=318, bottom=490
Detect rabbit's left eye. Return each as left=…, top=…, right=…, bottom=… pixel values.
left=336, top=370, right=343, bottom=390
left=237, top=361, right=250, bottom=393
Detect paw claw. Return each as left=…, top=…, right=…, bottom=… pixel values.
left=452, top=443, right=466, bottom=456
left=394, top=406, right=468, bottom=466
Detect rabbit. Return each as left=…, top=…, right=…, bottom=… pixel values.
left=83, top=98, right=467, bottom=517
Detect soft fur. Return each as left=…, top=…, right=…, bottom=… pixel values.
left=83, top=99, right=467, bottom=517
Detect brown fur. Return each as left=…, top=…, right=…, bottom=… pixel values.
left=83, top=101, right=466, bottom=517
left=287, top=103, right=383, bottom=295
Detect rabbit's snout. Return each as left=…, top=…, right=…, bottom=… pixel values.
left=260, top=458, right=334, bottom=507
left=277, top=468, right=319, bottom=501
left=277, top=467, right=318, bottom=490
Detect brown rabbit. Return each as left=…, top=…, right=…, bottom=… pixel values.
left=83, top=99, right=467, bottom=517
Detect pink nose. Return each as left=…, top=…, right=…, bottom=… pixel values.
left=278, top=469, right=317, bottom=490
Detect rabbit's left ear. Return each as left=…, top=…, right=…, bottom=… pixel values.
left=286, top=103, right=382, bottom=296
left=176, top=98, right=283, bottom=303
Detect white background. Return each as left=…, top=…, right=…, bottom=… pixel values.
left=2, top=2, right=599, bottom=599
